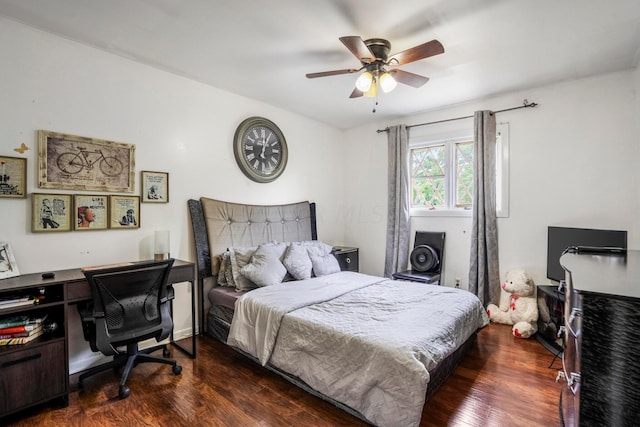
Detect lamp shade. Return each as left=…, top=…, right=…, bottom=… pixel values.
left=154, top=230, right=170, bottom=260
left=363, top=80, right=377, bottom=98
left=379, top=72, right=397, bottom=93
left=355, top=71, right=373, bottom=92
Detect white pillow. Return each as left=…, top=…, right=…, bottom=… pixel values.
left=301, top=240, right=333, bottom=257
left=240, top=244, right=287, bottom=287
left=282, top=242, right=313, bottom=280
left=310, top=253, right=341, bottom=277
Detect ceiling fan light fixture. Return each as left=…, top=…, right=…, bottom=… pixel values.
left=379, top=72, right=397, bottom=93
left=363, top=80, right=377, bottom=98
left=355, top=71, right=373, bottom=92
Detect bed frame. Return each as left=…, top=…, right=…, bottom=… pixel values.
left=188, top=197, right=475, bottom=423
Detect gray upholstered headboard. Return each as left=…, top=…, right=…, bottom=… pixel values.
left=188, top=197, right=317, bottom=283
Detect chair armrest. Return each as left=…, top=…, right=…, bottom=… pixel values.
left=161, top=284, right=175, bottom=303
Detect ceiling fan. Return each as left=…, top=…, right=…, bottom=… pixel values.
left=306, top=36, right=444, bottom=99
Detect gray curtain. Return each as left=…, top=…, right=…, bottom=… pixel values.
left=384, top=125, right=411, bottom=278
left=468, top=111, right=500, bottom=306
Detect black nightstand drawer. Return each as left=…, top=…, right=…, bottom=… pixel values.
left=332, top=247, right=359, bottom=272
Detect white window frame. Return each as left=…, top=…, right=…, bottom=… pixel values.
left=409, top=122, right=510, bottom=218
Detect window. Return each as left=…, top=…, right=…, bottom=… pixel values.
left=409, top=122, right=509, bottom=217
left=410, top=138, right=474, bottom=212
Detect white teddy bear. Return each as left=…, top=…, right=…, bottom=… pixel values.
left=486, top=268, right=538, bottom=338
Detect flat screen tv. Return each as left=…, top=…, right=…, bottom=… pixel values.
left=546, top=226, right=627, bottom=282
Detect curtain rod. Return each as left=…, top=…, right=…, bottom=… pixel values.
left=376, top=99, right=538, bottom=133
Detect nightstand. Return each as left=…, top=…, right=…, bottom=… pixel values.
left=332, top=247, right=359, bottom=272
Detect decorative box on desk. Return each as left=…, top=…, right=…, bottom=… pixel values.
left=392, top=270, right=440, bottom=285
left=332, top=247, right=359, bottom=272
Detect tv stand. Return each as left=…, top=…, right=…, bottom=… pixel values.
left=536, top=285, right=564, bottom=355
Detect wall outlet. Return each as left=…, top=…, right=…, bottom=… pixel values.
left=455, top=278, right=460, bottom=288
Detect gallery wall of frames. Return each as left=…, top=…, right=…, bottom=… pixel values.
left=2, top=130, right=169, bottom=235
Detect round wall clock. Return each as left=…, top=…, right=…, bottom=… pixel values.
left=233, top=117, right=288, bottom=183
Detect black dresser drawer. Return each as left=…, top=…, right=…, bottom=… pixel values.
left=332, top=247, right=359, bottom=272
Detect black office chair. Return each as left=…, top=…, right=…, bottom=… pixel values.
left=77, top=259, right=182, bottom=399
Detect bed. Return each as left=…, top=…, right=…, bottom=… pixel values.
left=188, top=197, right=488, bottom=427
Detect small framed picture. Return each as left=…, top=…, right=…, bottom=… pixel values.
left=32, top=193, right=73, bottom=232
left=74, top=194, right=109, bottom=230
left=0, top=241, right=20, bottom=280
left=141, top=171, right=169, bottom=203
left=0, top=155, right=27, bottom=199
left=110, top=195, right=140, bottom=229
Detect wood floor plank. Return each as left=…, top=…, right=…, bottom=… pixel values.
left=2, top=323, right=563, bottom=426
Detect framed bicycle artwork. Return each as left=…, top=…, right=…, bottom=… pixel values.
left=38, top=130, right=135, bottom=192
left=31, top=193, right=73, bottom=232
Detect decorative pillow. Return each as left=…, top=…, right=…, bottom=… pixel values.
left=301, top=240, right=334, bottom=257
left=217, top=251, right=235, bottom=287
left=229, top=246, right=259, bottom=291
left=240, top=244, right=287, bottom=287
left=310, top=253, right=341, bottom=277
left=282, top=242, right=313, bottom=280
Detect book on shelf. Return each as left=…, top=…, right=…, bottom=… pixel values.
left=0, top=327, right=44, bottom=345
left=0, top=295, right=36, bottom=310
left=0, top=322, right=43, bottom=335
left=0, top=313, right=48, bottom=329
left=0, top=323, right=44, bottom=339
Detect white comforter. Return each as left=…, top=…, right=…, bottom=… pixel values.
left=227, top=272, right=489, bottom=427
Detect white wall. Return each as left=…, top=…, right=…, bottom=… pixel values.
left=0, top=18, right=346, bottom=372
left=344, top=70, right=639, bottom=289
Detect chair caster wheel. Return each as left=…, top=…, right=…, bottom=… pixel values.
left=172, top=364, right=182, bottom=375
left=163, top=348, right=171, bottom=358
left=119, top=386, right=130, bottom=399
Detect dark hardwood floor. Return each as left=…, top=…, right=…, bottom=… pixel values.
left=3, top=323, right=563, bottom=426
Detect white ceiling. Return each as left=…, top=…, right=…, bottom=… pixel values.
left=1, top=0, right=639, bottom=129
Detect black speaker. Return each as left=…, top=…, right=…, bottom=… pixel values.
left=410, top=245, right=439, bottom=272
left=410, top=231, right=445, bottom=275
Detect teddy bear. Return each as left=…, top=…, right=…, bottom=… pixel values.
left=486, top=268, right=539, bottom=338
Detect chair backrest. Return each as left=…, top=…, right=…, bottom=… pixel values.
left=82, top=259, right=175, bottom=354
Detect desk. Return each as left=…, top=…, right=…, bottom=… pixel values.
left=0, top=259, right=196, bottom=418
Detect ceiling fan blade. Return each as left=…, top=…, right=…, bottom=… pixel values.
left=349, top=87, right=363, bottom=98
left=339, top=36, right=375, bottom=63
left=306, top=68, right=360, bottom=79
left=389, top=69, right=430, bottom=88
left=388, top=39, right=444, bottom=66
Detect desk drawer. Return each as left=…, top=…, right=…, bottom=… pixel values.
left=66, top=279, right=90, bottom=302
left=0, top=340, right=67, bottom=414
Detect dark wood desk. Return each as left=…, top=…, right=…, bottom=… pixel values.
left=0, top=259, right=196, bottom=418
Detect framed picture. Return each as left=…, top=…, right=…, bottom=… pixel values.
left=32, top=193, right=73, bottom=232
left=109, top=195, right=140, bottom=229
left=0, top=155, right=27, bottom=199
left=38, top=130, right=135, bottom=192
left=141, top=171, right=169, bottom=203
left=73, top=194, right=109, bottom=231
left=0, top=241, right=20, bottom=280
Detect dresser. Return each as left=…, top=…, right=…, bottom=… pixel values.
left=559, top=250, right=640, bottom=427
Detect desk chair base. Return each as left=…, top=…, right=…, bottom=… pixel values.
left=78, top=342, right=182, bottom=399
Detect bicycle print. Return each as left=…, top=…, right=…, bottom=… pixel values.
left=38, top=130, right=135, bottom=192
